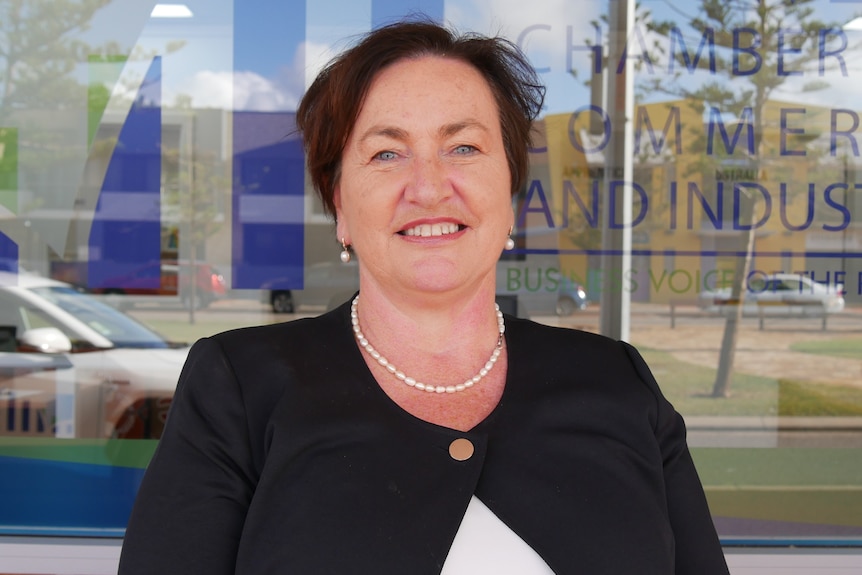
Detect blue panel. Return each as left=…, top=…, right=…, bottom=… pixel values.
left=232, top=112, right=305, bottom=289
left=372, top=0, right=444, bottom=27
left=0, top=233, right=17, bottom=273
left=232, top=0, right=306, bottom=290
left=88, top=57, right=162, bottom=290
left=0, top=456, right=144, bottom=533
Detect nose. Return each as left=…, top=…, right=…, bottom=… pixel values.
left=404, top=153, right=453, bottom=206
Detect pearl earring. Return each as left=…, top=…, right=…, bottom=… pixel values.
left=505, top=228, right=515, bottom=251
left=340, top=239, right=351, bottom=263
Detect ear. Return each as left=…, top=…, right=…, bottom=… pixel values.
left=333, top=184, right=349, bottom=244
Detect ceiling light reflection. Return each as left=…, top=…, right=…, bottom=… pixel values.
left=150, top=4, right=193, bottom=18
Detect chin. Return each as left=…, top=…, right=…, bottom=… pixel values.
left=402, top=257, right=493, bottom=294
left=405, top=274, right=468, bottom=295
left=404, top=258, right=455, bottom=282
left=407, top=273, right=491, bottom=297
left=407, top=276, right=462, bottom=293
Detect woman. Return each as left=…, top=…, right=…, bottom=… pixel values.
left=118, top=19, right=729, bottom=574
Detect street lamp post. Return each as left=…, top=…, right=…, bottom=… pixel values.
left=599, top=0, right=635, bottom=342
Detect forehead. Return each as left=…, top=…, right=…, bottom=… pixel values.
left=354, top=55, right=500, bottom=131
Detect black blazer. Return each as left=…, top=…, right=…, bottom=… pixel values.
left=118, top=300, right=729, bottom=574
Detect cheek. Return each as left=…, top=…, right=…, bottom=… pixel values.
left=342, top=197, right=383, bottom=244
left=482, top=157, right=512, bottom=192
left=349, top=173, right=402, bottom=217
left=479, top=175, right=514, bottom=214
left=342, top=167, right=387, bottom=203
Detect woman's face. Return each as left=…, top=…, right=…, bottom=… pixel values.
left=334, top=56, right=514, bottom=299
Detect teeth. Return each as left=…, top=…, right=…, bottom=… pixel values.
left=403, top=223, right=460, bottom=237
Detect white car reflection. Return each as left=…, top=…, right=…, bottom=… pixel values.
left=697, top=273, right=845, bottom=317
left=0, top=272, right=189, bottom=439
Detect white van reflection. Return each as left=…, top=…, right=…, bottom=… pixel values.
left=0, top=272, right=188, bottom=439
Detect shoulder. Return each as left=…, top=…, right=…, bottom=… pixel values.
left=206, top=303, right=350, bottom=361
left=178, top=303, right=353, bottom=406
left=505, top=314, right=628, bottom=358
left=505, top=315, right=664, bottom=404
left=175, top=302, right=355, bottom=430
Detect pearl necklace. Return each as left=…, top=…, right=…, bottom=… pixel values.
left=350, top=295, right=505, bottom=394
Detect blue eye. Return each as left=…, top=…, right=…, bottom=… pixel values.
left=454, top=145, right=477, bottom=154
left=375, top=150, right=397, bottom=161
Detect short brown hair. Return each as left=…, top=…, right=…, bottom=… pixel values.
left=296, top=18, right=546, bottom=218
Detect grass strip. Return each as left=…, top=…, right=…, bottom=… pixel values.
left=0, top=437, right=158, bottom=468
left=778, top=380, right=862, bottom=416
left=789, top=338, right=862, bottom=360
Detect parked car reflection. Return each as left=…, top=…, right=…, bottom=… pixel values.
left=97, top=260, right=227, bottom=311
left=52, top=259, right=227, bottom=310
left=495, top=260, right=589, bottom=317
left=264, top=261, right=360, bottom=314
left=0, top=272, right=189, bottom=439
left=697, top=272, right=845, bottom=317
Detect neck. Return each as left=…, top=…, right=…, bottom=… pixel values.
left=354, top=283, right=500, bottom=354
left=351, top=295, right=504, bottom=394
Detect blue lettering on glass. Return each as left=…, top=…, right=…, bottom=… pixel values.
left=822, top=183, right=853, bottom=231
left=609, top=181, right=648, bottom=229
left=779, top=183, right=815, bottom=231
left=519, top=24, right=552, bottom=74
left=583, top=104, right=859, bottom=158
left=529, top=23, right=850, bottom=78
left=733, top=183, right=772, bottom=230
left=562, top=180, right=599, bottom=229
left=780, top=108, right=808, bottom=156
left=518, top=180, right=555, bottom=229
left=733, top=27, right=761, bottom=76
left=778, top=28, right=804, bottom=76
left=688, top=181, right=722, bottom=230
left=819, top=29, right=849, bottom=76
left=623, top=23, right=656, bottom=74
left=635, top=106, right=681, bottom=155
left=707, top=107, right=755, bottom=155
left=565, top=24, right=603, bottom=76
left=830, top=109, right=860, bottom=156
left=88, top=57, right=162, bottom=289
left=668, top=27, right=716, bottom=74
left=531, top=174, right=854, bottom=234
left=569, top=105, right=610, bottom=153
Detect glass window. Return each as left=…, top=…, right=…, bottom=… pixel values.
left=0, top=0, right=859, bottom=551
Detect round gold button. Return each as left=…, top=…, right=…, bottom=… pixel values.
left=449, top=438, right=474, bottom=461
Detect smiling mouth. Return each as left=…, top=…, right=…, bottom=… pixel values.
left=399, top=223, right=465, bottom=237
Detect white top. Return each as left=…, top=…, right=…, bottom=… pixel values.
left=441, top=496, right=556, bottom=574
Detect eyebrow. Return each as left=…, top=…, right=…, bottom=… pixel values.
left=440, top=120, right=489, bottom=138
left=357, top=120, right=489, bottom=145
left=358, top=126, right=408, bottom=143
